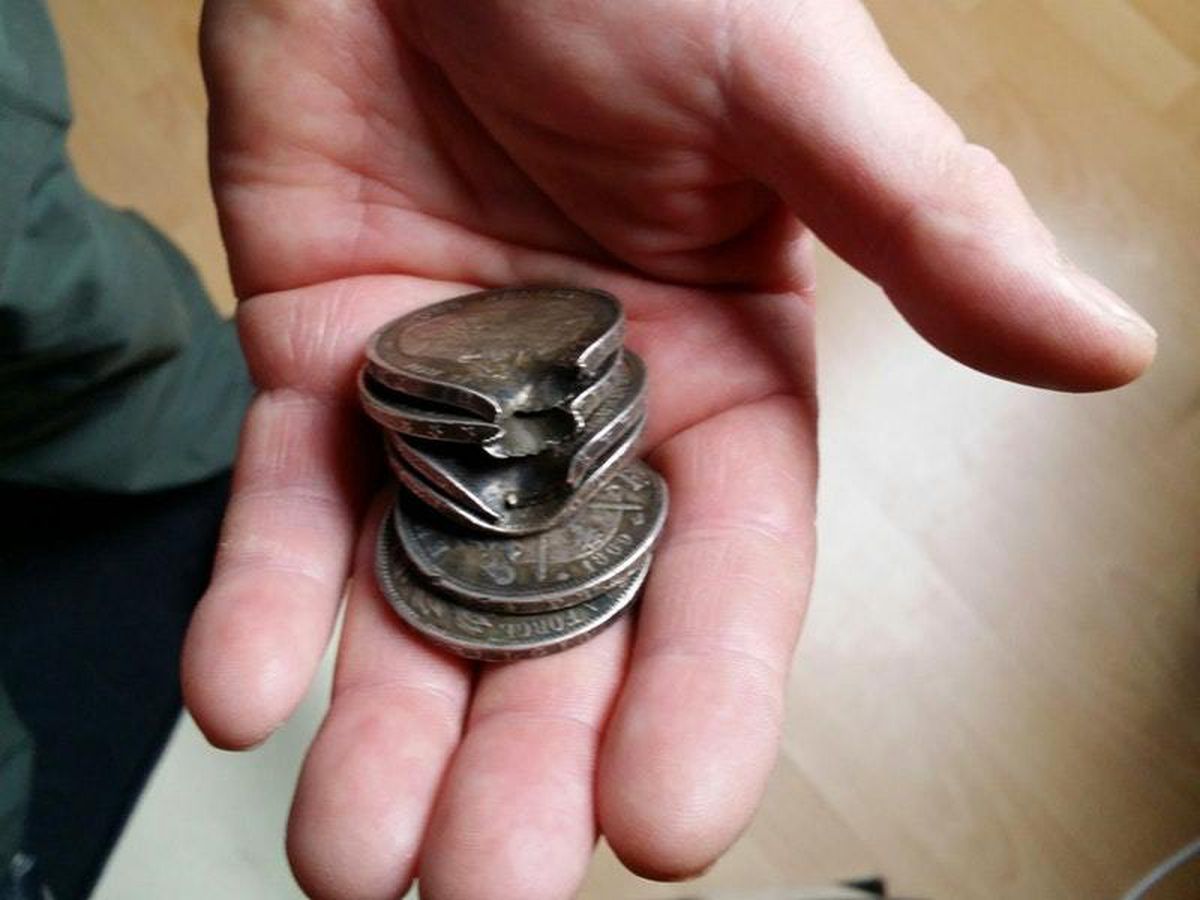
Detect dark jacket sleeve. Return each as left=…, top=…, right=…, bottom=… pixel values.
left=0, top=0, right=251, bottom=492
left=0, top=680, right=32, bottom=868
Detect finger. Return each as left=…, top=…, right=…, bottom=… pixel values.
left=182, top=389, right=372, bottom=748
left=183, top=275, right=473, bottom=748
left=598, top=395, right=817, bottom=879
left=419, top=621, right=632, bottom=900
left=202, top=0, right=602, bottom=299
left=287, top=498, right=472, bottom=900
left=235, top=275, right=477, bottom=396
left=725, top=0, right=1155, bottom=390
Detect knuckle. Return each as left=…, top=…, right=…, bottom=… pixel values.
left=237, top=286, right=360, bottom=394
left=953, top=142, right=1018, bottom=195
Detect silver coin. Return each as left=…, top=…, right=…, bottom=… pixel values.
left=365, top=288, right=624, bottom=456
left=395, top=460, right=668, bottom=612
left=563, top=347, right=626, bottom=431
left=358, top=368, right=503, bottom=444
left=480, top=346, right=625, bottom=459
left=376, top=515, right=648, bottom=661
left=562, top=351, right=646, bottom=485
left=389, top=352, right=646, bottom=526
left=388, top=412, right=646, bottom=536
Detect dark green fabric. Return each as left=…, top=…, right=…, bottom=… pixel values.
left=0, top=682, right=31, bottom=865
left=0, top=0, right=252, bottom=870
left=0, top=0, right=252, bottom=492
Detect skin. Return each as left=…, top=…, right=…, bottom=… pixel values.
left=180, top=2, right=1157, bottom=898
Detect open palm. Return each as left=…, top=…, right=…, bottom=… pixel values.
left=181, top=2, right=1154, bottom=898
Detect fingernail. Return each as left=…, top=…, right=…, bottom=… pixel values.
left=1064, top=267, right=1157, bottom=341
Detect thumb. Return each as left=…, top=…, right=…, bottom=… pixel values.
left=723, top=1, right=1155, bottom=391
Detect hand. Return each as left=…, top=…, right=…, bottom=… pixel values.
left=181, top=2, right=1156, bottom=898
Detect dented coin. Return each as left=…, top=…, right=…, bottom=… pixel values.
left=358, top=368, right=504, bottom=444
left=361, top=285, right=667, bottom=659
left=387, top=352, right=646, bottom=531
left=394, top=460, right=667, bottom=612
left=365, top=288, right=625, bottom=458
left=387, top=411, right=645, bottom=536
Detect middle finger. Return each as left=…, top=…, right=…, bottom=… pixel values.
left=287, top=499, right=473, bottom=899
left=418, top=619, right=632, bottom=900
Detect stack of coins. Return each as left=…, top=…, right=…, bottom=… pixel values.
left=360, top=287, right=668, bottom=661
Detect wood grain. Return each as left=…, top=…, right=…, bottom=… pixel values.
left=46, top=0, right=1199, bottom=897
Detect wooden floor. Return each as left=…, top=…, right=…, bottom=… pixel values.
left=48, top=1, right=1199, bottom=898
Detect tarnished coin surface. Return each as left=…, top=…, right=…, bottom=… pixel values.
left=563, top=347, right=626, bottom=430
left=563, top=351, right=646, bottom=485
left=358, top=369, right=502, bottom=444
left=376, top=517, right=648, bottom=661
left=389, top=351, right=646, bottom=524
left=387, top=411, right=646, bottom=535
left=475, top=346, right=625, bottom=459
left=395, top=460, right=667, bottom=611
left=365, top=288, right=624, bottom=455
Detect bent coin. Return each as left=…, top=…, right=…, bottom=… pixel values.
left=389, top=352, right=646, bottom=524
left=395, top=459, right=667, bottom=612
left=376, top=517, right=648, bottom=661
left=365, top=288, right=624, bottom=456
left=387, top=411, right=646, bottom=536
left=358, top=368, right=503, bottom=444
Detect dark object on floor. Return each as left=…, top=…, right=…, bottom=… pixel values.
left=667, top=879, right=909, bottom=900
left=0, top=472, right=232, bottom=900
left=842, top=878, right=887, bottom=896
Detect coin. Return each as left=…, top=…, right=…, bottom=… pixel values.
left=358, top=368, right=503, bottom=444
left=387, top=411, right=646, bottom=535
left=562, top=351, right=646, bottom=485
left=388, top=352, right=646, bottom=524
left=376, top=515, right=648, bottom=661
left=365, top=288, right=624, bottom=456
left=563, top=347, right=626, bottom=430
left=395, top=460, right=667, bottom=612
left=479, top=346, right=625, bottom=459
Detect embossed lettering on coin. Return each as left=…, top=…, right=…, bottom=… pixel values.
left=396, top=460, right=667, bottom=612
left=376, top=516, right=648, bottom=661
